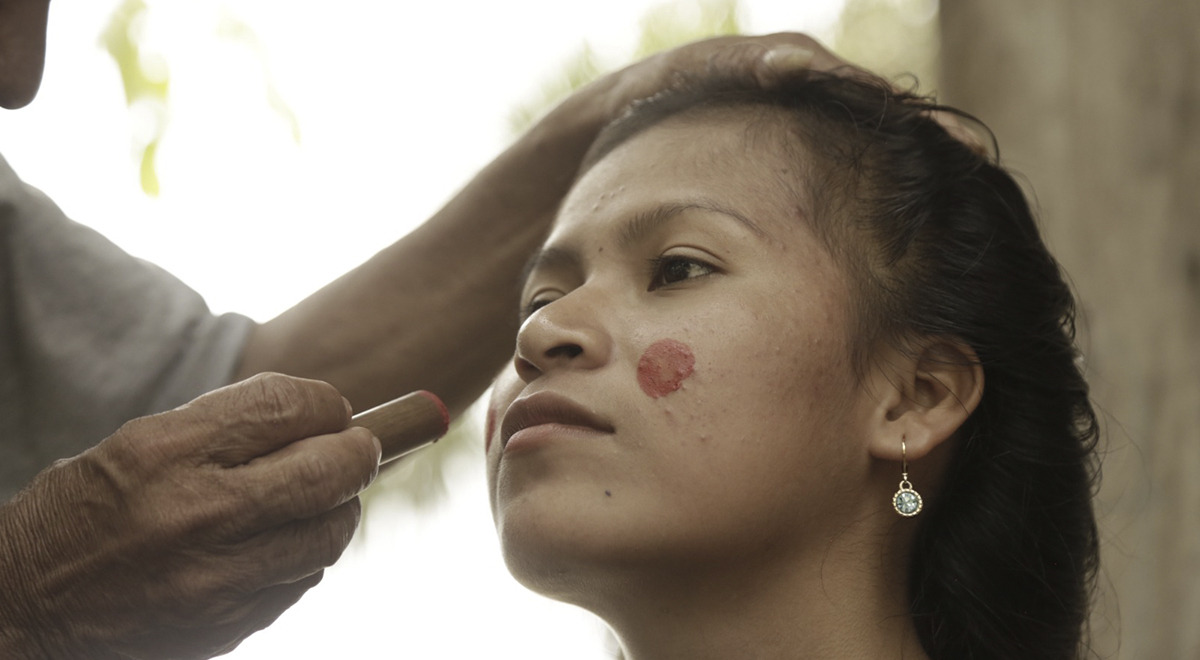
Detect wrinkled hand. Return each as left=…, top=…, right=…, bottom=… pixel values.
left=0, top=373, right=381, bottom=659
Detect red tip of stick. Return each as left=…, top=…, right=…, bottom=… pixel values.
left=415, top=390, right=450, bottom=435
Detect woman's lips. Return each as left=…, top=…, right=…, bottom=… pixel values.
left=500, top=391, right=615, bottom=451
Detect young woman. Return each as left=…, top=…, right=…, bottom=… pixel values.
left=484, top=71, right=1099, bottom=659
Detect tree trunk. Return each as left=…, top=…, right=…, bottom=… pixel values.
left=939, top=2, right=1200, bottom=658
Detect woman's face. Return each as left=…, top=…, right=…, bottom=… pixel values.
left=485, top=109, right=879, bottom=594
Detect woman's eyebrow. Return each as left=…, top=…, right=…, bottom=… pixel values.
left=520, top=246, right=580, bottom=288
left=521, top=201, right=765, bottom=288
left=618, top=201, right=766, bottom=249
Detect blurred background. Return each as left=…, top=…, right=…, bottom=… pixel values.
left=0, top=0, right=1194, bottom=657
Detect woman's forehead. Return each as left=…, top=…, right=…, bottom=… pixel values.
left=555, top=109, right=815, bottom=242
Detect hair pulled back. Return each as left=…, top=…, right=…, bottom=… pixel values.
left=585, top=72, right=1100, bottom=659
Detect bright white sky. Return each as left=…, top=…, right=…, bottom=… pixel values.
left=0, top=1, right=845, bottom=657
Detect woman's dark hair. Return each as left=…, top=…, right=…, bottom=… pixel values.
left=583, top=72, right=1100, bottom=659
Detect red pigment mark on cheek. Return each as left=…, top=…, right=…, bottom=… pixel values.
left=637, top=339, right=696, bottom=399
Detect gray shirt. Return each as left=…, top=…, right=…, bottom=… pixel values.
left=0, top=155, right=254, bottom=499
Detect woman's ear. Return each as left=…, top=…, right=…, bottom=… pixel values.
left=863, top=337, right=984, bottom=461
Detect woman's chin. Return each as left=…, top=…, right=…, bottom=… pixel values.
left=493, top=494, right=664, bottom=602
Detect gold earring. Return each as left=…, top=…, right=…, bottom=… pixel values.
left=893, top=439, right=923, bottom=517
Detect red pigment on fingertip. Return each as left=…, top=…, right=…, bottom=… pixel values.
left=637, top=339, right=695, bottom=399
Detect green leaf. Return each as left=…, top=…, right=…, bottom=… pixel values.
left=139, top=139, right=160, bottom=197
left=101, top=0, right=169, bottom=197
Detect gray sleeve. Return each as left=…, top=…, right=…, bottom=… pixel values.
left=0, top=155, right=256, bottom=497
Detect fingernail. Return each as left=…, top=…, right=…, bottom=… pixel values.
left=763, top=45, right=815, bottom=71
left=343, top=397, right=354, bottom=419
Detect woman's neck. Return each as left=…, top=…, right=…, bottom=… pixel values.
left=590, top=526, right=929, bottom=660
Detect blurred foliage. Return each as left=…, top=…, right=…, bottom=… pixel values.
left=633, top=0, right=741, bottom=59
left=508, top=0, right=743, bottom=136
left=507, top=45, right=606, bottom=137
left=101, top=0, right=168, bottom=196
left=830, top=0, right=941, bottom=91
left=216, top=9, right=303, bottom=145
left=100, top=1, right=300, bottom=196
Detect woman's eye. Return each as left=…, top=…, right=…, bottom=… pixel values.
left=520, top=296, right=555, bottom=321
left=648, top=255, right=715, bottom=290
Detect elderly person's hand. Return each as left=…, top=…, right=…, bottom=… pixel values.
left=0, top=373, right=380, bottom=659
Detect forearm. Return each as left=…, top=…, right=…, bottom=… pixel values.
left=234, top=85, right=614, bottom=415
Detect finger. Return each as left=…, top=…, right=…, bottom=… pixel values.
left=230, top=571, right=326, bottom=643
left=753, top=33, right=870, bottom=88
left=600, top=35, right=765, bottom=112
left=187, top=372, right=353, bottom=466
left=604, top=33, right=836, bottom=116
left=139, top=499, right=345, bottom=619
left=144, top=572, right=326, bottom=660
left=255, top=500, right=360, bottom=585
left=234, top=426, right=379, bottom=529
left=219, top=499, right=361, bottom=590
left=756, top=44, right=815, bottom=85
left=204, top=571, right=326, bottom=658
left=674, top=34, right=829, bottom=82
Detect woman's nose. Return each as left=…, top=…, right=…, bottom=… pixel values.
left=513, top=291, right=612, bottom=383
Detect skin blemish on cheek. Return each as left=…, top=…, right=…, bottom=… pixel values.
left=637, top=339, right=696, bottom=399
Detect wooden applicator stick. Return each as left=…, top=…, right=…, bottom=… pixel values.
left=351, top=390, right=450, bottom=464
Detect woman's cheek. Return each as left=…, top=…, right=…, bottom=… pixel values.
left=636, top=339, right=696, bottom=399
